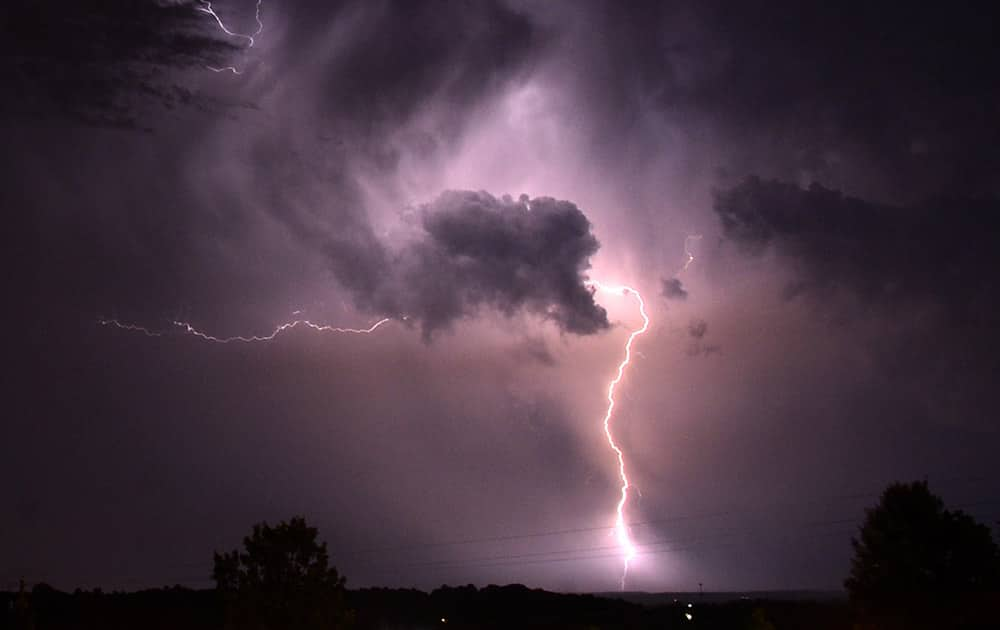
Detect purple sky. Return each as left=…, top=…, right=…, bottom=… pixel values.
left=3, top=0, right=999, bottom=593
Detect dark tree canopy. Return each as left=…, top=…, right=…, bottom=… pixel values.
left=845, top=481, right=1000, bottom=627
left=213, top=516, right=352, bottom=630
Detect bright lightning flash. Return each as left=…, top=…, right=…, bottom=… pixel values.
left=586, top=280, right=650, bottom=591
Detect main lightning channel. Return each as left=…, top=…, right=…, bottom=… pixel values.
left=586, top=280, right=650, bottom=591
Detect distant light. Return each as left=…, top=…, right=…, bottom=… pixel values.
left=440, top=618, right=447, bottom=624
left=687, top=603, right=693, bottom=608
left=685, top=613, right=693, bottom=621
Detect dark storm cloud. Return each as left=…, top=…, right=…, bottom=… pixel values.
left=7, top=0, right=1000, bottom=595
left=2, top=0, right=547, bottom=331
left=306, top=0, right=538, bottom=136
left=714, top=176, right=999, bottom=424
left=661, top=277, right=688, bottom=300
left=326, top=191, right=609, bottom=339
left=1, top=0, right=238, bottom=126
left=563, top=0, right=1000, bottom=201
left=714, top=177, right=999, bottom=321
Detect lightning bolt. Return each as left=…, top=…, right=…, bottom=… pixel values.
left=586, top=280, right=650, bottom=591
left=196, top=0, right=263, bottom=75
left=105, top=280, right=650, bottom=592
left=682, top=234, right=702, bottom=272
left=101, top=278, right=652, bottom=592
left=171, top=317, right=391, bottom=343
left=98, top=318, right=163, bottom=337
left=207, top=65, right=243, bottom=75
left=99, top=316, right=391, bottom=342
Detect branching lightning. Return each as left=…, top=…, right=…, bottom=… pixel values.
left=207, top=65, right=243, bottom=75
left=196, top=0, right=263, bottom=75
left=196, top=0, right=263, bottom=47
left=105, top=282, right=653, bottom=592
left=585, top=280, right=650, bottom=591
left=98, top=318, right=164, bottom=337
left=682, top=234, right=703, bottom=272
left=99, top=316, right=391, bottom=342
left=171, top=317, right=391, bottom=343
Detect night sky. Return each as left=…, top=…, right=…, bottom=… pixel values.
left=3, top=0, right=999, bottom=594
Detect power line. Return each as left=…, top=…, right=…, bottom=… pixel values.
left=363, top=528, right=858, bottom=574
left=158, top=493, right=1000, bottom=572
left=333, top=478, right=994, bottom=557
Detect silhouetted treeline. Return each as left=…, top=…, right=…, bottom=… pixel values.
left=5, top=490, right=998, bottom=630
left=2, top=582, right=854, bottom=630
left=349, top=584, right=852, bottom=629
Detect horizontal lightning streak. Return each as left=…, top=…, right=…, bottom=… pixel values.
left=206, top=65, right=242, bottom=75
left=98, top=318, right=163, bottom=337
left=171, top=317, right=391, bottom=343
left=99, top=316, right=392, bottom=342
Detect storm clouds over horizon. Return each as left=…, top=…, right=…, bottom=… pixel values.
left=3, top=0, right=999, bottom=593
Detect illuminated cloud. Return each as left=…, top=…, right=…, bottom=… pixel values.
left=328, top=190, right=609, bottom=339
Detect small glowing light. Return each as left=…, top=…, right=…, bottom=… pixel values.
left=687, top=603, right=693, bottom=608
left=440, top=618, right=447, bottom=624
left=685, top=612, right=693, bottom=621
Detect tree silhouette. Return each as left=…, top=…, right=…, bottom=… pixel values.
left=845, top=481, right=1000, bottom=628
left=213, top=516, right=352, bottom=630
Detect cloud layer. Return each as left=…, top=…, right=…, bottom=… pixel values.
left=714, top=176, right=999, bottom=321
left=328, top=190, right=609, bottom=339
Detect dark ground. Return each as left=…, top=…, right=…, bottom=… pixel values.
left=5, top=583, right=999, bottom=629
left=0, top=583, right=855, bottom=629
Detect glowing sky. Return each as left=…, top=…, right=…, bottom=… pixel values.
left=3, top=0, right=999, bottom=593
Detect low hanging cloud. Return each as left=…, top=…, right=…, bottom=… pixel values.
left=689, top=319, right=708, bottom=339
left=327, top=190, right=610, bottom=339
left=661, top=277, right=688, bottom=301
